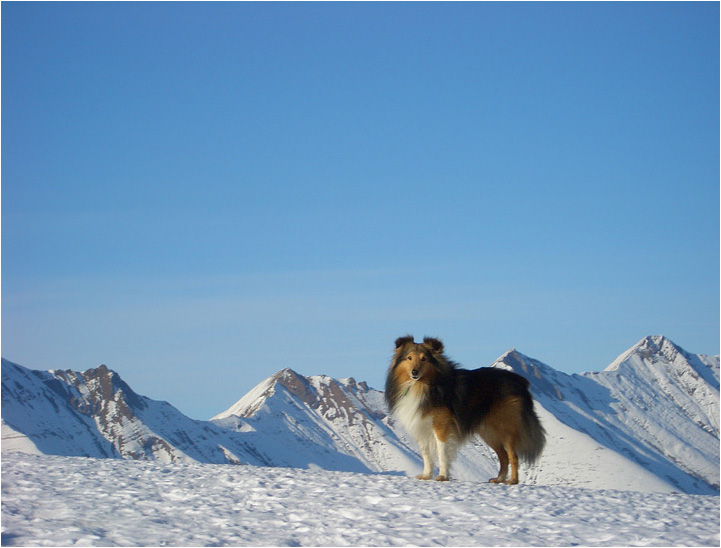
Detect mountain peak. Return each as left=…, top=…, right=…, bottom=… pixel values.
left=274, top=367, right=309, bottom=386
left=493, top=348, right=535, bottom=370
left=605, top=335, right=689, bottom=373
left=637, top=334, right=677, bottom=355
left=493, top=348, right=566, bottom=400
left=273, top=368, right=318, bottom=405
left=50, top=364, right=146, bottom=415
left=603, top=335, right=719, bottom=407
left=213, top=368, right=328, bottom=420
left=212, top=372, right=282, bottom=420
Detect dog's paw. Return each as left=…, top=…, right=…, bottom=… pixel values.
left=434, top=475, right=449, bottom=482
left=416, top=474, right=432, bottom=480
left=489, top=477, right=505, bottom=484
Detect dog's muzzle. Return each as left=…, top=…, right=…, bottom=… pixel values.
left=410, top=369, right=420, bottom=380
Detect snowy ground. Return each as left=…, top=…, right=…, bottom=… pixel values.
left=1, top=454, right=718, bottom=547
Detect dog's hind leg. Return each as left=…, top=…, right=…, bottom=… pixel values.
left=505, top=443, right=519, bottom=485
left=488, top=442, right=509, bottom=484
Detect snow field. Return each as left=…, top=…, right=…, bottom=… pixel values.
left=2, top=454, right=718, bottom=547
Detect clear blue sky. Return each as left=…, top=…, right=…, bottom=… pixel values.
left=3, top=2, right=718, bottom=420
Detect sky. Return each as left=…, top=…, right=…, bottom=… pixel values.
left=2, top=2, right=719, bottom=420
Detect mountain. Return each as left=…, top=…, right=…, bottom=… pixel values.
left=2, top=336, right=718, bottom=494
left=0, top=360, right=383, bottom=471
left=211, top=368, right=419, bottom=474
left=491, top=336, right=719, bottom=494
left=1, top=360, right=245, bottom=464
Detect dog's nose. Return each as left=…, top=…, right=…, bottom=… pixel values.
left=411, top=369, right=419, bottom=379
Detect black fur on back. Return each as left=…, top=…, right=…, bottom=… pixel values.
left=451, top=367, right=530, bottom=434
left=433, top=366, right=545, bottom=463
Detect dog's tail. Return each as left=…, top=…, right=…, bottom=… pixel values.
left=517, top=393, right=546, bottom=464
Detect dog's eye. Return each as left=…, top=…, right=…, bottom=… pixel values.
left=421, top=356, right=427, bottom=362
left=407, top=355, right=412, bottom=360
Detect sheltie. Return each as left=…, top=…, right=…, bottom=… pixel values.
left=385, top=336, right=546, bottom=484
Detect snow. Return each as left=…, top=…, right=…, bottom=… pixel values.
left=0, top=422, right=42, bottom=456
left=2, top=453, right=718, bottom=547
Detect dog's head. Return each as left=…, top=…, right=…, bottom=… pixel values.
left=390, top=335, right=446, bottom=384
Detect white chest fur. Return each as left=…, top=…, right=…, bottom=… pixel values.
left=391, top=382, right=457, bottom=480
left=392, top=384, right=434, bottom=443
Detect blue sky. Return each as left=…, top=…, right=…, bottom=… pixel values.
left=3, top=2, right=719, bottom=420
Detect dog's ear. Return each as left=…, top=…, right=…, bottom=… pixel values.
left=395, top=335, right=414, bottom=349
left=423, top=337, right=444, bottom=354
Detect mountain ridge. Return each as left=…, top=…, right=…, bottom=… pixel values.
left=2, top=335, right=718, bottom=494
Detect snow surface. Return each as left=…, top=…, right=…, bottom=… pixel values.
left=1, top=453, right=718, bottom=547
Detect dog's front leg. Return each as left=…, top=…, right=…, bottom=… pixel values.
left=432, top=411, right=458, bottom=482
left=435, top=437, right=457, bottom=481
left=416, top=436, right=435, bottom=480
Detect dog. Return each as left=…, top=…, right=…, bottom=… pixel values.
left=385, top=336, right=546, bottom=484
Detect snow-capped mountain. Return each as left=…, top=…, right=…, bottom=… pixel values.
left=211, top=368, right=421, bottom=474
left=2, top=336, right=718, bottom=494
left=491, top=336, right=719, bottom=494
left=1, top=360, right=243, bottom=464
left=0, top=360, right=374, bottom=470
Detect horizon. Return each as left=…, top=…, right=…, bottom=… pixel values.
left=2, top=332, right=714, bottom=416
left=2, top=2, right=719, bottom=420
